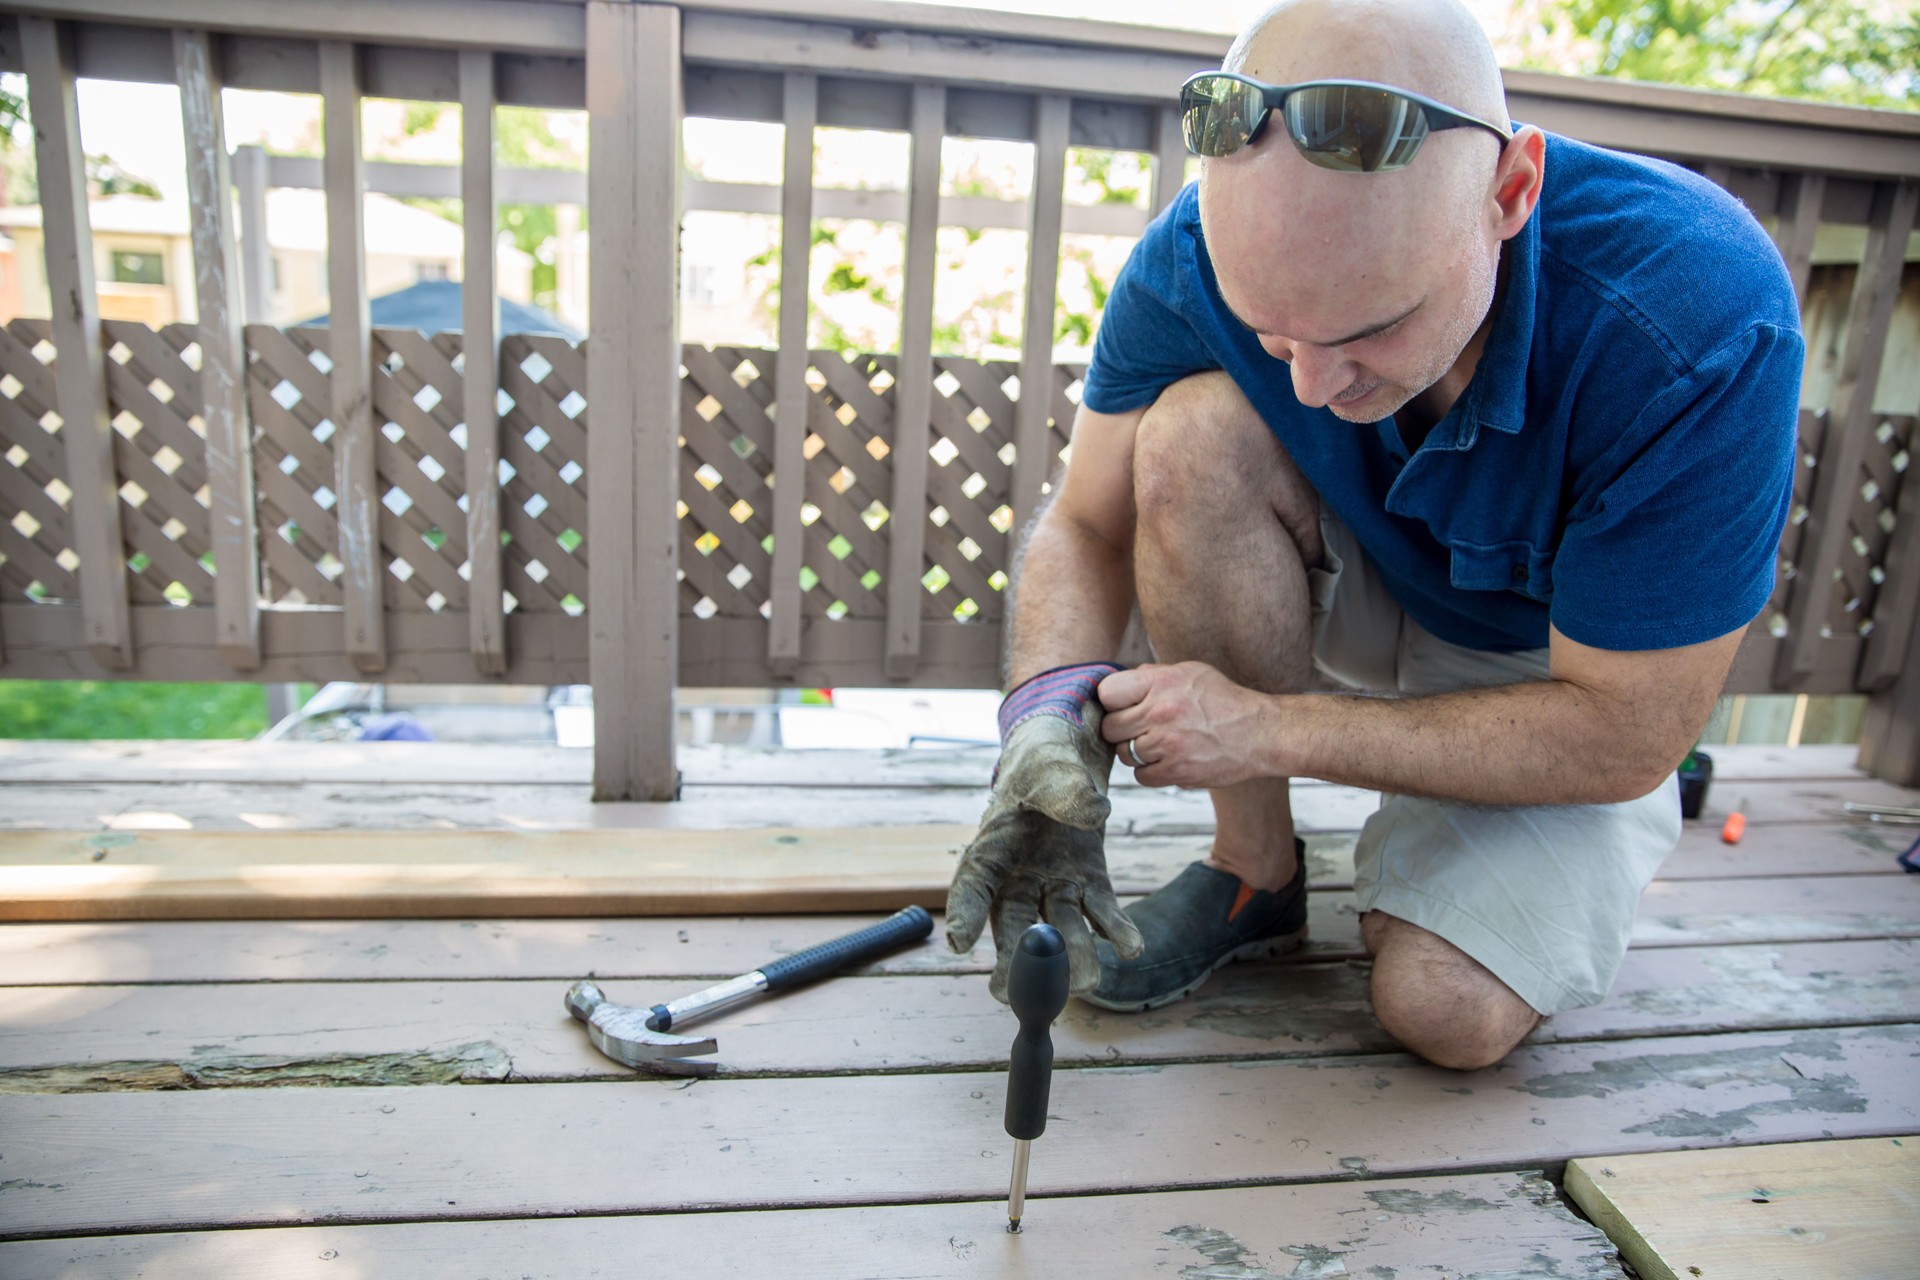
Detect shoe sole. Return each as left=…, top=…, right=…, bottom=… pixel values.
left=1079, top=925, right=1310, bottom=1013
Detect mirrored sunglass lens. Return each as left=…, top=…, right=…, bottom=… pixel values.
left=1183, top=77, right=1260, bottom=156
left=1281, top=85, right=1430, bottom=172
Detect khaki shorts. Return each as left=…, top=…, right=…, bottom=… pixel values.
left=1310, top=514, right=1679, bottom=1016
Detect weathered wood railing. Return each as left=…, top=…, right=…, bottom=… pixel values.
left=0, top=1, right=1917, bottom=798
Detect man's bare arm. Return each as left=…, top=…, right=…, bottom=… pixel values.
left=1004, top=403, right=1148, bottom=686
left=1101, top=623, right=1746, bottom=807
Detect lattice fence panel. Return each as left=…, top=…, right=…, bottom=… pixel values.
left=499, top=334, right=589, bottom=614
left=0, top=319, right=78, bottom=604
left=102, top=321, right=216, bottom=607
left=802, top=349, right=895, bottom=621
left=921, top=356, right=1017, bottom=624
left=1760, top=407, right=1827, bottom=640
left=1837, top=410, right=1917, bottom=641
left=246, top=322, right=344, bottom=606
left=678, top=345, right=778, bottom=620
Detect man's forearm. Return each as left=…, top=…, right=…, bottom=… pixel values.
left=1261, top=681, right=1680, bottom=807
left=1006, top=509, right=1135, bottom=688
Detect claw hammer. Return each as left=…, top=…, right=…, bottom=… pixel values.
left=566, top=906, right=933, bottom=1073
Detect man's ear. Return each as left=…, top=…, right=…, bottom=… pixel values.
left=1490, top=125, right=1546, bottom=240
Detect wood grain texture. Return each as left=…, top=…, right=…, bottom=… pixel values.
left=1011, top=93, right=1069, bottom=536
left=0, top=1170, right=1624, bottom=1279
left=4, top=939, right=1912, bottom=1087
left=173, top=29, right=261, bottom=670
left=1, top=1023, right=1913, bottom=1237
left=460, top=48, right=507, bottom=677
left=21, top=15, right=131, bottom=668
left=1566, top=1137, right=1919, bottom=1280
left=767, top=71, right=816, bottom=677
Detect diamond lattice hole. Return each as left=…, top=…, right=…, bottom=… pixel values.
left=934, top=371, right=961, bottom=398
left=161, top=517, right=187, bottom=541
left=0, top=373, right=22, bottom=400
left=695, top=530, right=720, bottom=556
left=153, top=444, right=183, bottom=475
left=826, top=600, right=848, bottom=620
left=727, top=562, right=753, bottom=590
left=31, top=340, right=56, bottom=364
left=1862, top=480, right=1881, bottom=504
left=694, top=595, right=718, bottom=619
left=46, top=477, right=73, bottom=505
left=1064, top=378, right=1085, bottom=405
left=11, top=510, right=39, bottom=538
left=526, top=559, right=549, bottom=583
left=390, top=559, right=416, bottom=583
left=729, top=434, right=756, bottom=459
left=801, top=502, right=821, bottom=526
left=804, top=367, right=827, bottom=392
left=118, top=480, right=149, bottom=507
left=868, top=368, right=896, bottom=394
left=419, top=455, right=445, bottom=483
left=695, top=463, right=723, bottom=491
left=830, top=466, right=855, bottom=494
left=1879, top=509, right=1897, bottom=534
left=989, top=570, right=1008, bottom=591
left=930, top=505, right=949, bottom=527
left=958, top=536, right=982, bottom=561
left=961, top=472, right=987, bottom=499
left=56, top=547, right=79, bottom=571
left=966, top=405, right=992, bottom=432
left=866, top=436, right=890, bottom=461
left=414, top=384, right=442, bottom=413
left=148, top=378, right=175, bottom=404
left=803, top=433, right=825, bottom=461
left=559, top=390, right=586, bottom=419
left=929, top=437, right=958, bottom=467
left=835, top=402, right=858, bottom=426
left=862, top=500, right=889, bottom=530
left=732, top=360, right=762, bottom=387
left=922, top=564, right=950, bottom=593
left=520, top=351, right=553, bottom=383
left=696, top=394, right=723, bottom=422
left=1851, top=534, right=1871, bottom=558
left=998, top=442, right=1017, bottom=466
left=730, top=499, right=754, bottom=524
left=989, top=505, right=1013, bottom=533
left=828, top=533, right=852, bottom=560
left=5, top=444, right=25, bottom=467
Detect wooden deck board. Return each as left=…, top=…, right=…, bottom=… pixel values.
left=2, top=1024, right=1914, bottom=1237
left=0, top=1169, right=1626, bottom=1279
left=1566, top=1137, right=1920, bottom=1280
left=5, top=870, right=1917, bottom=984
left=3, top=939, right=1914, bottom=1087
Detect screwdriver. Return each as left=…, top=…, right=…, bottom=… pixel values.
left=1003, top=922, right=1069, bottom=1233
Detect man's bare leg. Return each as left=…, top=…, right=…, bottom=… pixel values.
left=1361, top=910, right=1543, bottom=1068
left=1130, top=372, right=1324, bottom=892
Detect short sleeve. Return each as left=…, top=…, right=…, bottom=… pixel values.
left=1549, top=322, right=1801, bottom=651
left=1078, top=193, right=1220, bottom=415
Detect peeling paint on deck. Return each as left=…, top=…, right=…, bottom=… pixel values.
left=0, top=1041, right=511, bottom=1093
left=1163, top=1225, right=1297, bottom=1278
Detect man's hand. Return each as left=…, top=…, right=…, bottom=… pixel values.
left=1098, top=661, right=1272, bottom=790
left=947, top=664, right=1145, bottom=997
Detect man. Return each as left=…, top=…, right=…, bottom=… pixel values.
left=945, top=0, right=1801, bottom=1069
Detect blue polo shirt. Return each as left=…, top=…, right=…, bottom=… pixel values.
left=1081, top=132, right=1802, bottom=653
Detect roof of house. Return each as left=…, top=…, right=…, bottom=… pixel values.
left=303, top=279, right=581, bottom=340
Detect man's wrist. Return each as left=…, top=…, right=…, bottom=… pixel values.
left=1254, top=691, right=1311, bottom=780
left=998, top=661, right=1124, bottom=742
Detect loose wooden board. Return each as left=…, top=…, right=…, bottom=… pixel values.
left=5, top=871, right=1917, bottom=983
left=0, top=1170, right=1626, bottom=1279
left=2, top=940, right=1913, bottom=1088
left=0, top=738, right=1860, bottom=786
left=1, top=1024, right=1914, bottom=1237
left=1566, top=1136, right=1920, bottom=1280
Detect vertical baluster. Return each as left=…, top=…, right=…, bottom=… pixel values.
left=1771, top=171, right=1827, bottom=309
left=174, top=29, right=261, bottom=671
left=461, top=49, right=507, bottom=677
left=1150, top=102, right=1187, bottom=218
left=22, top=16, right=130, bottom=668
left=232, top=146, right=274, bottom=328
left=586, top=0, right=683, bottom=801
left=768, top=71, right=817, bottom=680
left=1779, top=179, right=1919, bottom=684
left=1011, top=94, right=1071, bottom=540
left=884, top=82, right=945, bottom=682
left=319, top=41, right=385, bottom=673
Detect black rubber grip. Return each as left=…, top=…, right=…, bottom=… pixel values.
left=757, top=905, right=934, bottom=992
left=1004, top=923, right=1069, bottom=1141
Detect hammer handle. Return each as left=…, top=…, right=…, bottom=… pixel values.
left=760, top=905, right=934, bottom=991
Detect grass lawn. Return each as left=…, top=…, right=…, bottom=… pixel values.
left=0, top=681, right=286, bottom=739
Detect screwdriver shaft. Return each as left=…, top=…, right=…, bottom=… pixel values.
left=1007, top=1138, right=1032, bottom=1231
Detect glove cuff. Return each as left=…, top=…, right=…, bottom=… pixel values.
left=997, top=661, right=1124, bottom=743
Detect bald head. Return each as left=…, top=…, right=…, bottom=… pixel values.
left=1196, top=0, right=1523, bottom=424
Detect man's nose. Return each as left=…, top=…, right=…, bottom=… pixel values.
left=1269, top=337, right=1351, bottom=409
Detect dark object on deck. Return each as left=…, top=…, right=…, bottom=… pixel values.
left=1679, top=750, right=1713, bottom=820
left=1004, top=922, right=1069, bottom=1232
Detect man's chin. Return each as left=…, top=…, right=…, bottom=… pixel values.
left=1326, top=386, right=1402, bottom=424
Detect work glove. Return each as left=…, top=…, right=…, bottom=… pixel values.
left=947, top=662, right=1146, bottom=1000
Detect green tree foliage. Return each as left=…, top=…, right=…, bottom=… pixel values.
left=1511, top=0, right=1917, bottom=109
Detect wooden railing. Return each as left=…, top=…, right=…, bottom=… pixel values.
left=0, top=0, right=1917, bottom=798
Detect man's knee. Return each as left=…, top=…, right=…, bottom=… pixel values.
left=1362, top=911, right=1541, bottom=1070
left=1133, top=372, right=1271, bottom=520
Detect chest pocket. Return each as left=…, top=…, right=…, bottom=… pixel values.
left=1450, top=539, right=1555, bottom=604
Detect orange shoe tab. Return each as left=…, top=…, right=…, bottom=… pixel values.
left=1227, top=881, right=1258, bottom=923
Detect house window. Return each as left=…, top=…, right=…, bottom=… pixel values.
left=110, top=251, right=165, bottom=286
left=417, top=261, right=452, bottom=282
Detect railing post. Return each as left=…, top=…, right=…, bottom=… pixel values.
left=233, top=145, right=274, bottom=324
left=1776, top=179, right=1918, bottom=685
left=22, top=16, right=131, bottom=669
left=587, top=0, right=683, bottom=801
left=175, top=29, right=261, bottom=671
left=1150, top=102, right=1187, bottom=218
left=461, top=48, right=508, bottom=678
left=319, top=41, right=386, bottom=674
left=768, top=71, right=817, bottom=681
left=1858, top=617, right=1920, bottom=785
left=1011, top=94, right=1071, bottom=539
left=884, top=81, right=945, bottom=682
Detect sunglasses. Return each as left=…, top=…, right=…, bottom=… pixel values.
left=1180, top=71, right=1512, bottom=172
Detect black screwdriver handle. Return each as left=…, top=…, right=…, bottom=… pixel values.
left=1004, top=922, right=1069, bottom=1141
left=758, top=905, right=934, bottom=992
